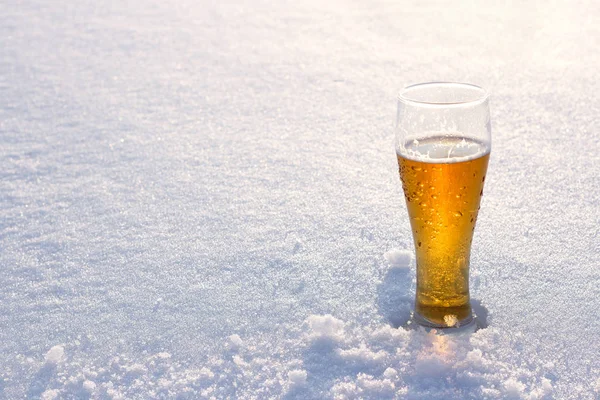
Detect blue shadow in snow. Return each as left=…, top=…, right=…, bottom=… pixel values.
left=376, top=264, right=488, bottom=330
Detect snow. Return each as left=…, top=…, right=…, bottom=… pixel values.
left=82, top=380, right=96, bottom=393
left=44, top=346, right=64, bottom=366
left=306, top=314, right=346, bottom=342
left=40, top=389, right=60, bottom=400
left=383, top=249, right=412, bottom=270
left=228, top=334, right=244, bottom=350
left=1, top=0, right=599, bottom=398
left=287, top=369, right=308, bottom=386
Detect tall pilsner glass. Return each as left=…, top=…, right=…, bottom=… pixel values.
left=395, top=82, right=491, bottom=329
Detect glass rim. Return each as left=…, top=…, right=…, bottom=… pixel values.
left=398, top=82, right=489, bottom=107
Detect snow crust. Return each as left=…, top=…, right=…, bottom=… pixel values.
left=1, top=0, right=599, bottom=398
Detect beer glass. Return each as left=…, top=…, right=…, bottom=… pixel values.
left=395, top=82, right=491, bottom=328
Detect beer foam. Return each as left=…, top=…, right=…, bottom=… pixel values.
left=398, top=135, right=490, bottom=163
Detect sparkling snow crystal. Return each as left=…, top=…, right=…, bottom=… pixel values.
left=44, top=346, right=65, bottom=365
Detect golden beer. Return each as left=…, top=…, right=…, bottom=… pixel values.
left=397, top=135, right=489, bottom=326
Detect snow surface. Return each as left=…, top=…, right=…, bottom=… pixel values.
left=1, top=0, right=599, bottom=398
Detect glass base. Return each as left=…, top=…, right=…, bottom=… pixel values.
left=407, top=311, right=480, bottom=333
